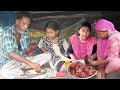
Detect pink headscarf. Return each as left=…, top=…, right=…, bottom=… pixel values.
left=95, top=19, right=118, bottom=36
left=95, top=19, right=118, bottom=59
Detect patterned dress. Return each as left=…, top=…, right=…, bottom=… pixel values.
left=39, top=35, right=67, bottom=66
left=105, top=32, right=120, bottom=74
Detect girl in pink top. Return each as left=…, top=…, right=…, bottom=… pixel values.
left=66, top=21, right=97, bottom=60
left=89, top=19, right=120, bottom=79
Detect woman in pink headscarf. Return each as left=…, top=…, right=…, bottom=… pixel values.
left=89, top=19, right=120, bottom=79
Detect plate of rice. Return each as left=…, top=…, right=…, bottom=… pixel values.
left=24, top=69, right=46, bottom=75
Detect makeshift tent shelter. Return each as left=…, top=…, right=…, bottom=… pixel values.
left=29, top=18, right=86, bottom=44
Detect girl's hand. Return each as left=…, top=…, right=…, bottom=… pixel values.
left=88, top=53, right=97, bottom=61
left=71, top=58, right=76, bottom=61
left=45, top=51, right=51, bottom=54
left=69, top=54, right=76, bottom=61
left=88, top=56, right=94, bottom=61
left=89, top=60, right=99, bottom=66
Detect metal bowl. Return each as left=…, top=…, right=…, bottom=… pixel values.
left=66, top=60, right=97, bottom=79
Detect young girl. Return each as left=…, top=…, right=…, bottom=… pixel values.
left=38, top=20, right=71, bottom=72
left=88, top=19, right=120, bottom=79
left=66, top=21, right=97, bottom=61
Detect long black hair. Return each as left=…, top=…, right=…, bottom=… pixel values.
left=77, top=21, right=92, bottom=36
left=79, top=21, right=91, bottom=31
left=44, top=20, right=60, bottom=35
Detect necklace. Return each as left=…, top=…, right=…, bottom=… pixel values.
left=79, top=36, right=87, bottom=42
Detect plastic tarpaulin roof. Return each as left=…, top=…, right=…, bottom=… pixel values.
left=0, top=11, right=16, bottom=27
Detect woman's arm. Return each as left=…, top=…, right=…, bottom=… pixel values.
left=89, top=53, right=97, bottom=61
left=89, top=59, right=109, bottom=66
left=107, top=36, right=120, bottom=58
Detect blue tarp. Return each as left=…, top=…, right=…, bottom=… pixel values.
left=0, top=11, right=16, bottom=27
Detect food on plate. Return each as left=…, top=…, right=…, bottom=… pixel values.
left=25, top=69, right=46, bottom=75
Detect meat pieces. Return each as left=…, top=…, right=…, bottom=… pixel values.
left=68, top=61, right=96, bottom=78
